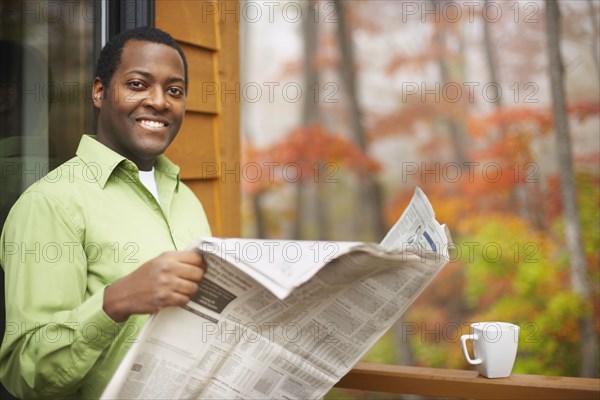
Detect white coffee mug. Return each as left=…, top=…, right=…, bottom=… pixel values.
left=460, top=322, right=519, bottom=378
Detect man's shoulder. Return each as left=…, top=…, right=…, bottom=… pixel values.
left=176, top=179, right=196, bottom=197
left=2, top=158, right=91, bottom=241
left=28, top=156, right=97, bottom=190
left=16, top=156, right=99, bottom=209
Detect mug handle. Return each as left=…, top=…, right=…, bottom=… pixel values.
left=460, top=334, right=482, bottom=365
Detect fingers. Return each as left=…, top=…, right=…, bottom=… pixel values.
left=105, top=250, right=208, bottom=321
left=161, top=251, right=206, bottom=283
left=150, top=251, right=206, bottom=307
left=150, top=275, right=196, bottom=305
left=173, top=250, right=206, bottom=270
left=174, top=276, right=200, bottom=297
left=152, top=290, right=192, bottom=310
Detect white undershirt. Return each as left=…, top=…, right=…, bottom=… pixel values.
left=138, top=168, right=160, bottom=204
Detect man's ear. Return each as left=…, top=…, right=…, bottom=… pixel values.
left=92, top=77, right=104, bottom=108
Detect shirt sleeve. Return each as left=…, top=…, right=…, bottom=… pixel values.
left=0, top=190, right=123, bottom=398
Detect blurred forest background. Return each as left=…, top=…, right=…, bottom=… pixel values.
left=239, top=0, right=599, bottom=393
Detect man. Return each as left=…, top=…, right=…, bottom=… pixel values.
left=0, top=27, right=211, bottom=398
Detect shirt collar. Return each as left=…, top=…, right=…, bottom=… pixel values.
left=76, top=134, right=180, bottom=189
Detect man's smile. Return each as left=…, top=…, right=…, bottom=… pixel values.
left=136, top=117, right=170, bottom=130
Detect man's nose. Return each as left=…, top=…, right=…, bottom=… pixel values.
left=143, top=87, right=169, bottom=110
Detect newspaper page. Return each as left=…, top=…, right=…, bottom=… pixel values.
left=101, top=187, right=451, bottom=399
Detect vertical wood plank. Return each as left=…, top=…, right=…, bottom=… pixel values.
left=156, top=0, right=240, bottom=238
left=155, top=0, right=218, bottom=49
left=215, top=0, right=241, bottom=237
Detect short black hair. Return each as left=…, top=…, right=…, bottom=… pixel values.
left=95, top=27, right=188, bottom=93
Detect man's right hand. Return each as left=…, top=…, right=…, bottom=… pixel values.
left=102, top=250, right=206, bottom=322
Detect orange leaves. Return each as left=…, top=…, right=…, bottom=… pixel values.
left=383, top=160, right=551, bottom=236
left=368, top=104, right=430, bottom=141
left=567, top=101, right=600, bottom=122
left=242, top=125, right=381, bottom=195
left=241, top=140, right=277, bottom=195
left=385, top=47, right=458, bottom=76
left=466, top=103, right=600, bottom=140
left=470, top=135, right=535, bottom=167
left=467, top=107, right=553, bottom=139
left=270, top=125, right=380, bottom=172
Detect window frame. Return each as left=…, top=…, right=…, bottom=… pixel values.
left=106, top=0, right=155, bottom=43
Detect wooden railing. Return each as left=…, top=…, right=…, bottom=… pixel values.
left=334, top=363, right=600, bottom=399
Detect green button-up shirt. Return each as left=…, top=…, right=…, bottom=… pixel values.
left=0, top=135, right=211, bottom=399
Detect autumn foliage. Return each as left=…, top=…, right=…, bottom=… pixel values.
left=381, top=99, right=600, bottom=376
left=242, top=0, right=600, bottom=380
left=242, top=124, right=380, bottom=195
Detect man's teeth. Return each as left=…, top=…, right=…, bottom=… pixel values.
left=140, top=120, right=165, bottom=128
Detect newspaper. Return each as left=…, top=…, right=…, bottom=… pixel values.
left=101, top=187, right=451, bottom=399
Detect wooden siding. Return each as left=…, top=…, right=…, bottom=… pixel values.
left=156, top=0, right=240, bottom=237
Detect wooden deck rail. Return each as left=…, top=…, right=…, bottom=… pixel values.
left=334, top=363, right=600, bottom=399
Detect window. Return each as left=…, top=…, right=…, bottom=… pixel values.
left=0, top=1, right=152, bottom=397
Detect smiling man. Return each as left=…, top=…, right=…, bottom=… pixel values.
left=0, top=28, right=211, bottom=398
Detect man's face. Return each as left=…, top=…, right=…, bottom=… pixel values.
left=93, top=40, right=186, bottom=170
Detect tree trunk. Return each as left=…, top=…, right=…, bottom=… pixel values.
left=431, top=0, right=468, bottom=166
left=315, top=162, right=331, bottom=241
left=333, top=0, right=387, bottom=241
left=303, top=0, right=320, bottom=127
left=252, top=191, right=267, bottom=238
left=333, top=1, right=418, bottom=381
left=482, top=0, right=506, bottom=136
left=586, top=0, right=600, bottom=81
left=292, top=1, right=321, bottom=240
left=305, top=2, right=331, bottom=241
left=482, top=0, right=544, bottom=228
left=292, top=180, right=305, bottom=240
left=546, top=0, right=598, bottom=378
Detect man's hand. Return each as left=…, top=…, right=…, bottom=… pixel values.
left=103, top=250, right=206, bottom=322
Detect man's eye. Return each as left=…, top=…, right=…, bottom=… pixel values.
left=169, top=87, right=184, bottom=96
left=127, top=81, right=145, bottom=90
